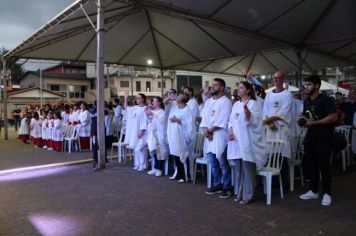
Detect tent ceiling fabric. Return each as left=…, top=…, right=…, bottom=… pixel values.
left=4, top=0, right=356, bottom=75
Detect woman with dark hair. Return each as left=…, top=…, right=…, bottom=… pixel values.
left=146, top=96, right=168, bottom=177
left=46, top=111, right=54, bottom=150
left=61, top=104, right=70, bottom=125
left=52, top=111, right=64, bottom=152
left=167, top=94, right=194, bottom=182
left=78, top=102, right=92, bottom=150
left=227, top=81, right=266, bottom=204
left=30, top=111, right=43, bottom=147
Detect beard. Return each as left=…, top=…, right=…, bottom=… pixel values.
left=305, top=87, right=316, bottom=96
left=211, top=90, right=219, bottom=96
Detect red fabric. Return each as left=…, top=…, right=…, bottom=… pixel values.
left=42, top=139, right=48, bottom=146
left=80, top=137, right=90, bottom=150
left=47, top=139, right=53, bottom=148
left=19, top=134, right=30, bottom=141
left=52, top=141, right=62, bottom=152
left=33, top=137, right=42, bottom=146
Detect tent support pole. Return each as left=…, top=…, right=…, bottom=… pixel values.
left=160, top=68, right=164, bottom=97
left=2, top=58, right=8, bottom=140
left=297, top=51, right=303, bottom=89
left=96, top=0, right=106, bottom=169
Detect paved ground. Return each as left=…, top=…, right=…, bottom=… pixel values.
left=0, top=127, right=356, bottom=235
left=0, top=127, right=91, bottom=171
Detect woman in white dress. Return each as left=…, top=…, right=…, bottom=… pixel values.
left=167, top=94, right=194, bottom=183
left=228, top=81, right=267, bottom=204
left=41, top=112, right=49, bottom=149
left=146, top=96, right=169, bottom=177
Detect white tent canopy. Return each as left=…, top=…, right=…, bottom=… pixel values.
left=4, top=0, right=356, bottom=75
left=320, top=80, right=349, bottom=95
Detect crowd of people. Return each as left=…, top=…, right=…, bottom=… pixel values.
left=15, top=70, right=356, bottom=206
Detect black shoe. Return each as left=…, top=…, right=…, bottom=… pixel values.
left=205, top=186, right=223, bottom=195
left=219, top=189, right=233, bottom=199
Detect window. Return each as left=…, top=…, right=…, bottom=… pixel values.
left=68, top=85, right=86, bottom=98
left=48, top=84, right=67, bottom=96
left=120, top=81, right=130, bottom=88
left=146, top=81, right=151, bottom=92
left=136, top=81, right=141, bottom=92
left=50, top=85, right=59, bottom=91
left=158, top=81, right=166, bottom=88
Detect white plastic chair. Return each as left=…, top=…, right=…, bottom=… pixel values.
left=110, top=127, right=126, bottom=163
left=334, top=126, right=352, bottom=171
left=288, top=129, right=305, bottom=191
left=257, top=139, right=284, bottom=205
left=189, top=132, right=205, bottom=181
left=61, top=125, right=73, bottom=152
left=193, top=155, right=212, bottom=188
left=63, top=125, right=81, bottom=153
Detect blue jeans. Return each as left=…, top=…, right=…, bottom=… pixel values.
left=207, top=148, right=231, bottom=190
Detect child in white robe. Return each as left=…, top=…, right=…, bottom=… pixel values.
left=47, top=112, right=54, bottom=150
left=18, top=112, right=30, bottom=143
left=42, top=112, right=49, bottom=148
left=30, top=112, right=42, bottom=147
left=52, top=111, right=64, bottom=152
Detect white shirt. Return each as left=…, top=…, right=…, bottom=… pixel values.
left=200, top=95, right=232, bottom=159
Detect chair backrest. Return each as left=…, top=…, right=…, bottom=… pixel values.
left=335, top=126, right=351, bottom=143
left=118, top=127, right=126, bottom=143
left=193, top=131, right=205, bottom=157
left=266, top=140, right=284, bottom=170
left=71, top=125, right=81, bottom=139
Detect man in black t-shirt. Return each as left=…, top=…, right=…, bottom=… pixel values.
left=299, top=75, right=337, bottom=206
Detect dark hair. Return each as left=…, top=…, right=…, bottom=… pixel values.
left=138, top=93, right=147, bottom=103
left=184, top=87, right=194, bottom=95
left=304, top=75, right=321, bottom=88
left=178, top=94, right=190, bottom=104
left=239, top=81, right=256, bottom=100
left=64, top=104, right=69, bottom=110
left=114, top=98, right=120, bottom=104
left=170, top=89, right=177, bottom=94
left=154, top=96, right=165, bottom=110
left=81, top=102, right=88, bottom=110
left=196, top=93, right=203, bottom=105
left=335, top=92, right=342, bottom=96
left=55, top=111, right=62, bottom=120
left=213, top=78, right=226, bottom=89
left=254, top=86, right=266, bottom=99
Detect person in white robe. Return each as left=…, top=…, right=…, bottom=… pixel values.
left=124, top=92, right=148, bottom=171
left=18, top=112, right=30, bottom=143
left=69, top=104, right=81, bottom=125
left=104, top=109, right=114, bottom=149
left=61, top=104, right=70, bottom=125
left=113, top=99, right=123, bottom=138
left=78, top=103, right=91, bottom=150
left=52, top=111, right=64, bottom=152
left=145, top=96, right=169, bottom=177
left=262, top=70, right=293, bottom=190
left=167, top=94, right=194, bottom=182
left=228, top=82, right=267, bottom=204
left=41, top=113, right=49, bottom=149
left=200, top=78, right=232, bottom=196
left=46, top=112, right=54, bottom=150
left=30, top=112, right=42, bottom=147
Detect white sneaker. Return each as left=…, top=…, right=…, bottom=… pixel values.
left=178, top=179, right=186, bottom=183
left=137, top=166, right=146, bottom=172
left=299, top=190, right=319, bottom=200
left=148, top=169, right=157, bottom=175
left=155, top=170, right=162, bottom=177
left=133, top=166, right=139, bottom=170
left=42, top=146, right=47, bottom=149
left=321, top=194, right=332, bottom=206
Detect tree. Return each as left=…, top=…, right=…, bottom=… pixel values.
left=1, top=48, right=24, bottom=85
